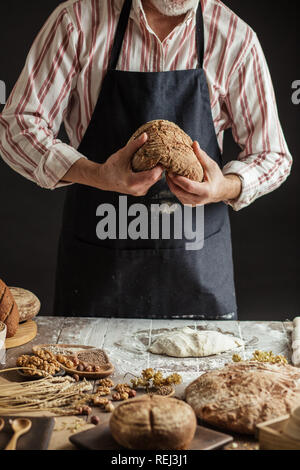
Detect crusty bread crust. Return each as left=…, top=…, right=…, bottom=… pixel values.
left=130, top=120, right=204, bottom=182
left=9, top=287, right=40, bottom=323
left=185, top=362, right=300, bottom=435
left=0, top=279, right=20, bottom=338
left=110, top=394, right=197, bottom=450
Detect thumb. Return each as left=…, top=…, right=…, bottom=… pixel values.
left=193, top=141, right=215, bottom=172
left=123, top=132, right=148, bottom=161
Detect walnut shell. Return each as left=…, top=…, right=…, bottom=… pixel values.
left=130, top=120, right=204, bottom=182
left=110, top=394, right=197, bottom=450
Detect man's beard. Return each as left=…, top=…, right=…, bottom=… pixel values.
left=149, top=0, right=199, bottom=16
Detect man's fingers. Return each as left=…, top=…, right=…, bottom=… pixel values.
left=131, top=165, right=164, bottom=185
left=166, top=175, right=188, bottom=199
left=123, top=132, right=148, bottom=160
left=167, top=172, right=206, bottom=196
left=166, top=175, right=202, bottom=206
left=167, top=173, right=210, bottom=202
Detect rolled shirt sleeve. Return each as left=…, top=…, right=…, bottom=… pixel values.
left=222, top=34, right=292, bottom=211
left=0, top=5, right=86, bottom=189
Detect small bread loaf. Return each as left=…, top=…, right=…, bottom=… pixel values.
left=0, top=279, right=20, bottom=337
left=130, top=120, right=204, bottom=182
left=110, top=395, right=197, bottom=450
left=185, top=362, right=300, bottom=435
left=9, top=287, right=40, bottom=323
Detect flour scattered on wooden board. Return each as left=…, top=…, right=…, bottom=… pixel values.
left=148, top=327, right=244, bottom=358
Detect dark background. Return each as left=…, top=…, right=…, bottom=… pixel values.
left=0, top=1, right=299, bottom=320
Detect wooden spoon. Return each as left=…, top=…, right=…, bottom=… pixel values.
left=0, top=418, right=4, bottom=432
left=4, top=418, right=32, bottom=450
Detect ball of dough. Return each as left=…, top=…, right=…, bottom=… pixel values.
left=130, top=120, right=204, bottom=182
left=148, top=327, right=243, bottom=358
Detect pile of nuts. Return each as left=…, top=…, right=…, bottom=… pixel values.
left=86, top=378, right=139, bottom=414
left=55, top=353, right=104, bottom=373
left=112, top=383, right=136, bottom=401
left=16, top=349, right=62, bottom=376
left=16, top=349, right=107, bottom=378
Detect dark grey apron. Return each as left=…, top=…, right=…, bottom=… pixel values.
left=54, top=0, right=237, bottom=319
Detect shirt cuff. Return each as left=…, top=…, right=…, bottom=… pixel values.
left=222, top=160, right=260, bottom=211
left=33, top=142, right=87, bottom=190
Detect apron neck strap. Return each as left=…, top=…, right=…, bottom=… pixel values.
left=195, top=2, right=205, bottom=69
left=108, top=0, right=205, bottom=71
left=108, top=0, right=133, bottom=71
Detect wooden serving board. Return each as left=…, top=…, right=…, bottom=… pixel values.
left=5, top=320, right=37, bottom=349
left=70, top=422, right=233, bottom=451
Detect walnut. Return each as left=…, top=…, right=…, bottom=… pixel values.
left=16, top=352, right=60, bottom=376
left=93, top=396, right=109, bottom=407
left=114, top=383, right=132, bottom=394
left=55, top=354, right=76, bottom=369
left=96, top=386, right=110, bottom=396
left=99, top=378, right=114, bottom=388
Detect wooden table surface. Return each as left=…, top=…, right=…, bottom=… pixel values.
left=1, top=317, right=295, bottom=450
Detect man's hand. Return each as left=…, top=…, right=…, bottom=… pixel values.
left=166, top=141, right=242, bottom=206
left=62, top=133, right=164, bottom=196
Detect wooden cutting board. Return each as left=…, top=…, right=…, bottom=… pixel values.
left=5, top=320, right=37, bottom=349
left=0, top=416, right=54, bottom=450
left=70, top=422, right=233, bottom=451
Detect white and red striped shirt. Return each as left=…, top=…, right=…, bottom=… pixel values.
left=0, top=0, right=292, bottom=210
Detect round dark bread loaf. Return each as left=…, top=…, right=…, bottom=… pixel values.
left=9, top=287, right=40, bottom=323
left=110, top=394, right=197, bottom=450
left=130, top=120, right=204, bottom=182
left=0, top=278, right=20, bottom=337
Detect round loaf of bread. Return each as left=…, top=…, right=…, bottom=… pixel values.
left=185, top=362, right=300, bottom=435
left=130, top=120, right=204, bottom=182
left=9, top=287, right=41, bottom=323
left=0, top=279, right=20, bottom=338
left=110, top=395, right=197, bottom=450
